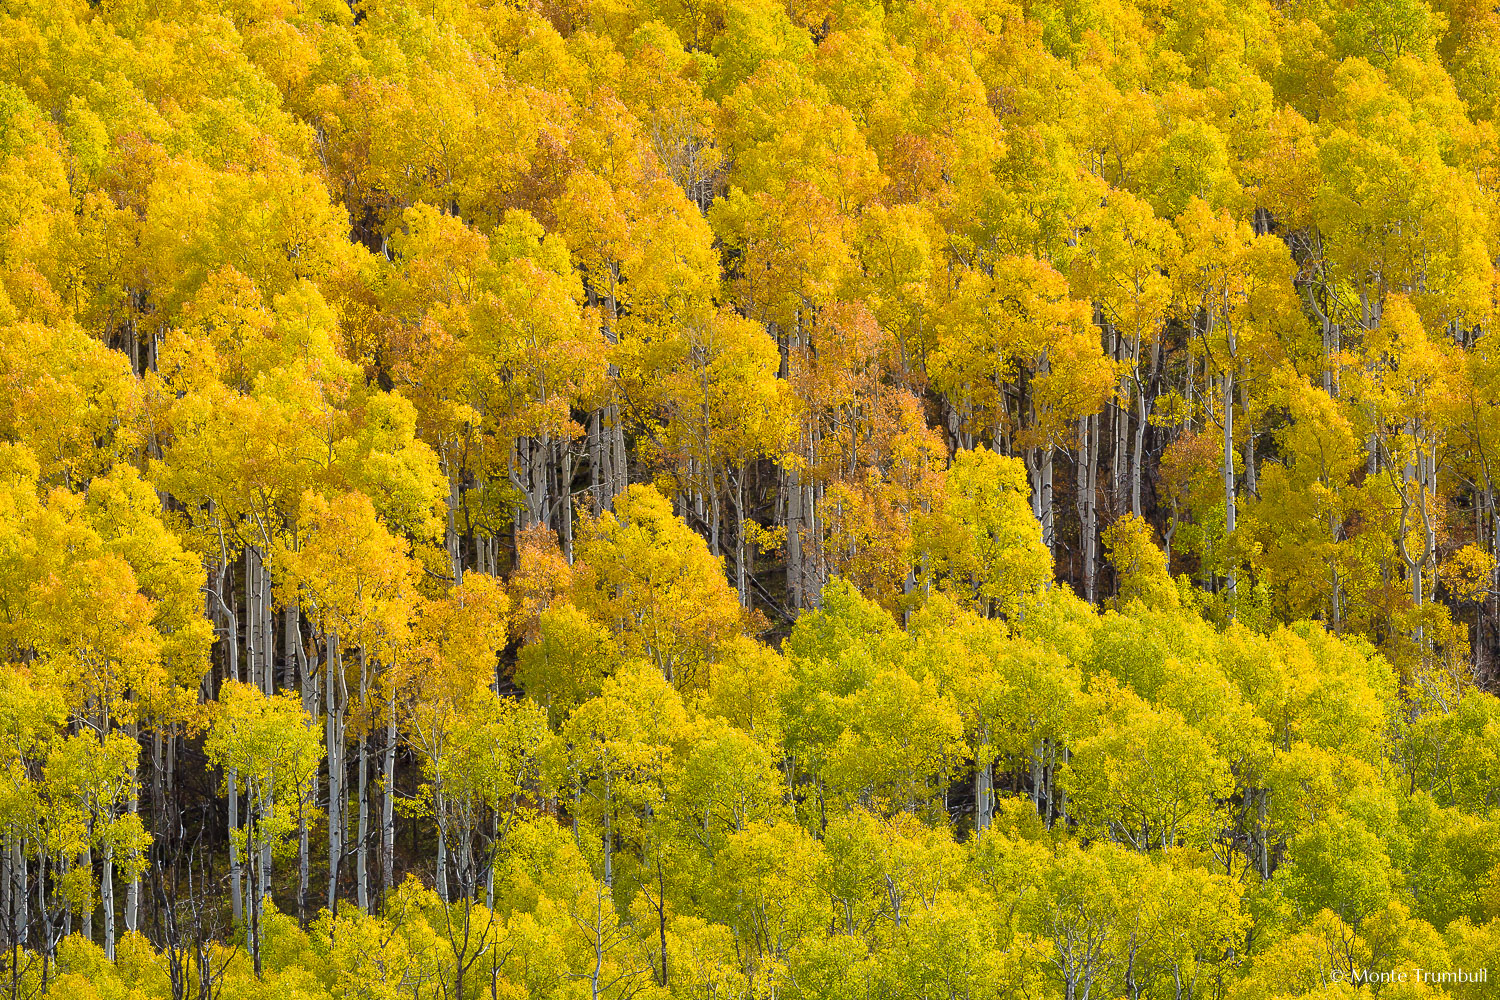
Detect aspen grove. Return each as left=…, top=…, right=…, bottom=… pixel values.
left=1, top=0, right=1500, bottom=998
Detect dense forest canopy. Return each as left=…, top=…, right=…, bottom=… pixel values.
left=2, top=0, right=1500, bottom=996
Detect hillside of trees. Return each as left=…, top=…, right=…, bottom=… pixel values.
left=3, top=0, right=1500, bottom=996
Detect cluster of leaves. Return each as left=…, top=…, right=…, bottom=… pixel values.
left=2, top=0, right=1500, bottom=669
left=4, top=0, right=1500, bottom=997
left=13, top=498, right=1500, bottom=1000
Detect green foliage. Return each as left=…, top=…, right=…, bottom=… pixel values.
left=205, top=682, right=324, bottom=859
left=2, top=0, right=1500, bottom=997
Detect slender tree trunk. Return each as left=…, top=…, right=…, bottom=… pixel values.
left=221, top=562, right=243, bottom=926
left=2, top=835, right=9, bottom=948
left=282, top=594, right=296, bottom=692
left=447, top=473, right=464, bottom=587
left=603, top=792, right=613, bottom=887
left=1056, top=745, right=1069, bottom=824
left=262, top=548, right=274, bottom=695
left=256, top=554, right=274, bottom=895
left=127, top=315, right=139, bottom=376
left=292, top=604, right=312, bottom=925
left=610, top=402, right=627, bottom=505
left=357, top=653, right=370, bottom=913
left=1130, top=338, right=1159, bottom=517
left=326, top=631, right=343, bottom=915
left=297, top=806, right=309, bottom=926
left=436, top=791, right=449, bottom=904
left=588, top=410, right=602, bottom=509
left=787, top=462, right=805, bottom=609
left=382, top=689, right=396, bottom=909
left=1112, top=325, right=1128, bottom=512
left=1077, top=417, right=1099, bottom=603
left=246, top=547, right=260, bottom=693
left=125, top=721, right=140, bottom=938
left=485, top=812, right=498, bottom=911
left=259, top=792, right=272, bottom=909
left=1326, top=310, right=1338, bottom=395
left=249, top=817, right=263, bottom=979
left=1029, top=745, right=1044, bottom=819
left=708, top=463, right=722, bottom=557
left=974, top=725, right=993, bottom=837
left=560, top=444, right=575, bottom=558
left=80, top=844, right=90, bottom=943
left=1223, top=365, right=1237, bottom=596
left=1490, top=483, right=1499, bottom=667
left=529, top=435, right=550, bottom=532
left=1131, top=389, right=1148, bottom=518
left=11, top=839, right=25, bottom=949
left=733, top=470, right=750, bottom=607
left=457, top=817, right=473, bottom=900
left=101, top=846, right=114, bottom=959
left=807, top=431, right=825, bottom=607
left=236, top=561, right=271, bottom=912
left=1240, top=373, right=1256, bottom=498
left=43, top=854, right=56, bottom=976
left=1029, top=445, right=1057, bottom=552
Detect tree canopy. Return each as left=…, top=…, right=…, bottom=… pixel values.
left=2, top=0, right=1500, bottom=998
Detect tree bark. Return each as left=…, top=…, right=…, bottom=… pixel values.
left=125, top=721, right=140, bottom=939
left=292, top=603, right=313, bottom=925
left=80, top=844, right=91, bottom=944
left=1240, top=373, right=1256, bottom=499
left=732, top=469, right=750, bottom=608
left=357, top=652, right=370, bottom=913
left=382, top=688, right=396, bottom=909
left=436, top=789, right=449, bottom=904
left=446, top=472, right=464, bottom=587
left=974, top=725, right=993, bottom=838
left=101, top=846, right=115, bottom=959
left=1222, top=366, right=1237, bottom=597
left=326, top=631, right=344, bottom=915
left=1077, top=417, right=1099, bottom=604
left=786, top=462, right=805, bottom=609
left=219, top=559, right=243, bottom=926
left=9, top=837, right=24, bottom=949
left=1130, top=336, right=1159, bottom=517
left=1029, top=445, right=1057, bottom=552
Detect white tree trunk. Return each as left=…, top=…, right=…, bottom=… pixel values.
left=357, top=654, right=370, bottom=913
left=100, top=848, right=114, bottom=959
left=974, top=726, right=993, bottom=837
left=326, top=632, right=343, bottom=913
left=9, top=838, right=25, bottom=948
left=382, top=692, right=396, bottom=907
left=436, top=790, right=449, bottom=904
left=224, top=571, right=243, bottom=925
left=80, top=844, right=91, bottom=943
left=1077, top=417, right=1098, bottom=603
left=124, top=723, right=140, bottom=938
left=1222, top=367, right=1237, bottom=596
left=786, top=461, right=805, bottom=609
